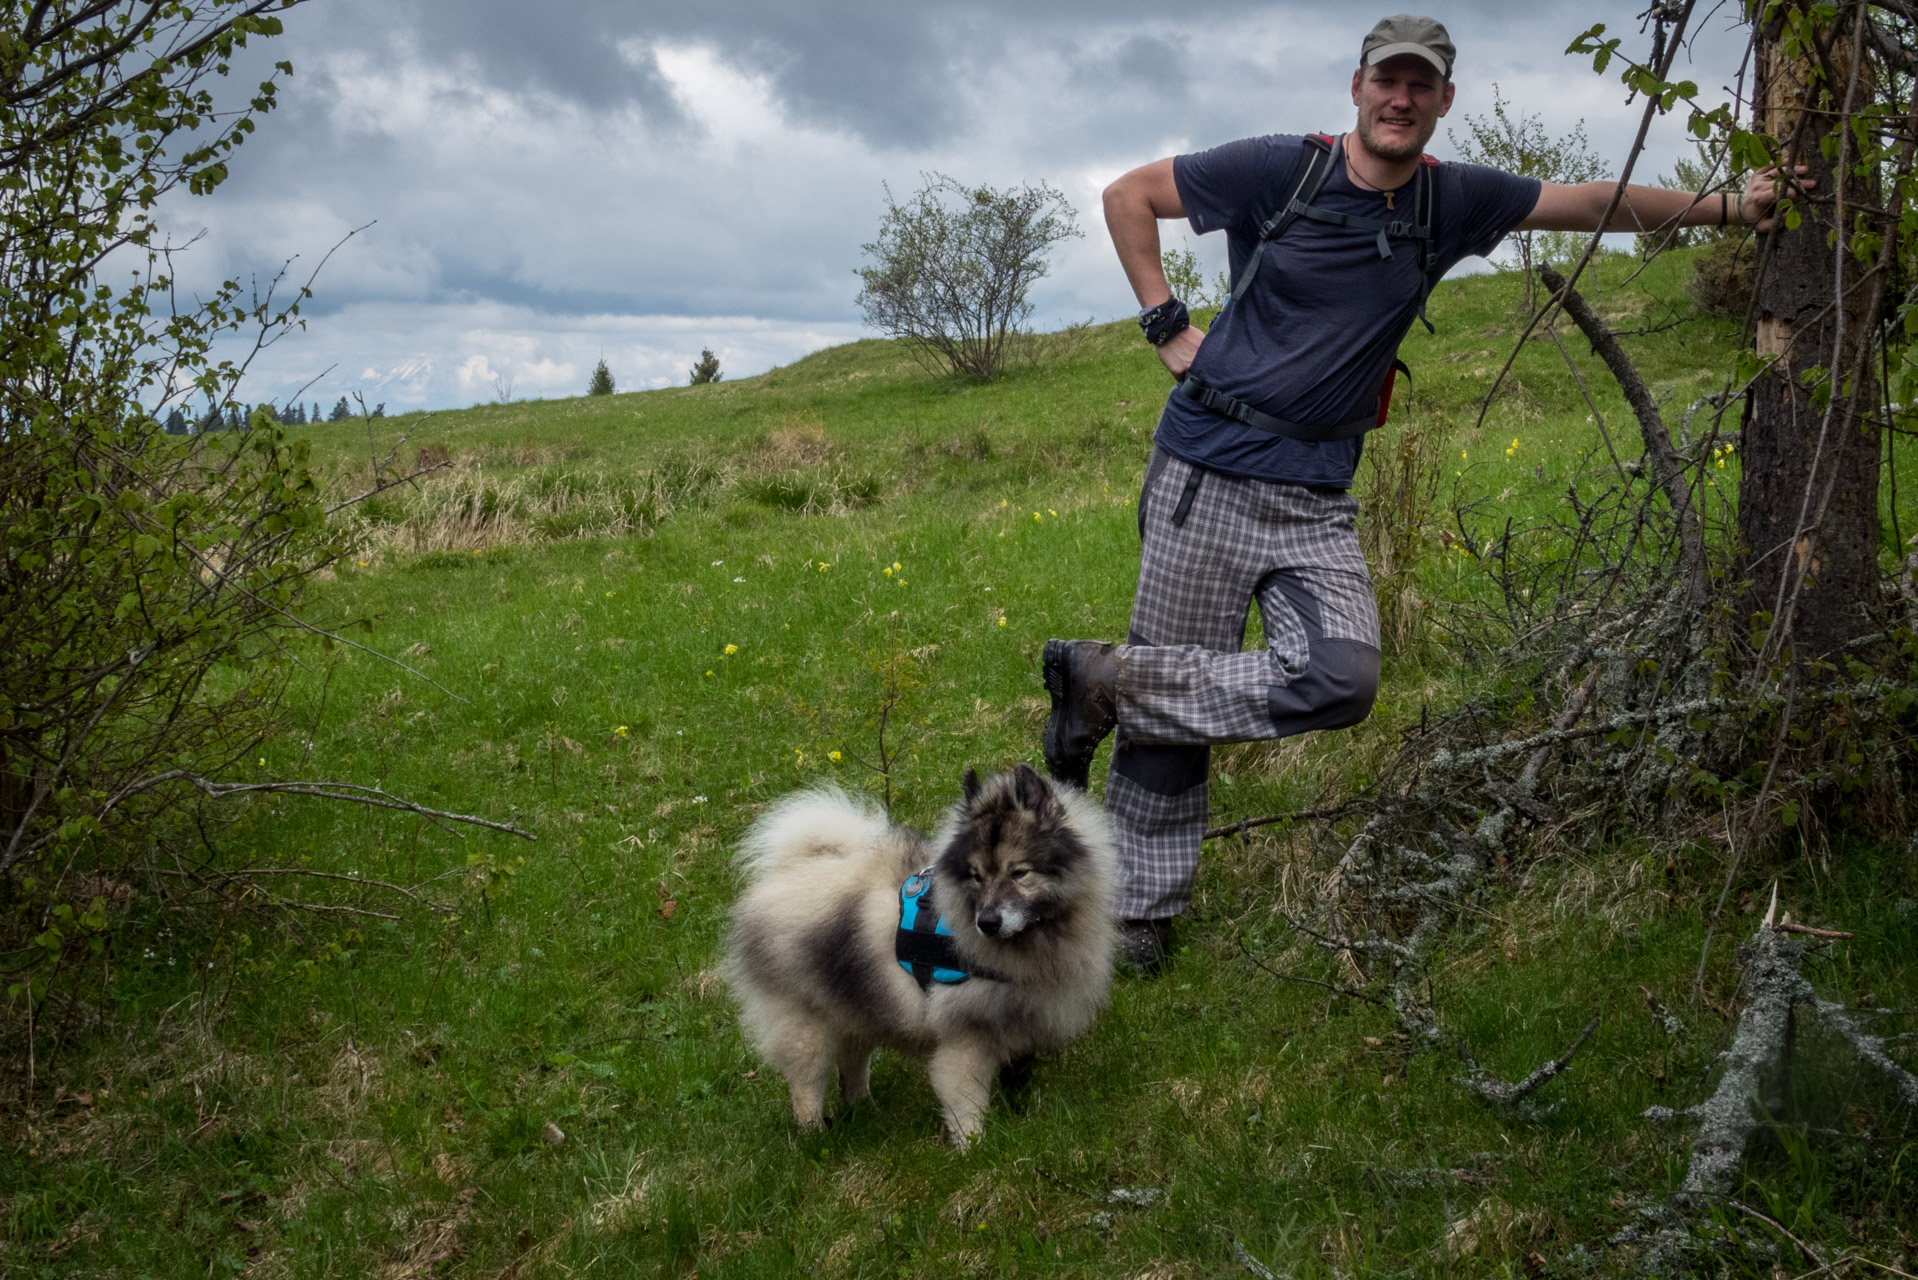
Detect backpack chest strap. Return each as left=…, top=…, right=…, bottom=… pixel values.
left=1287, top=199, right=1433, bottom=260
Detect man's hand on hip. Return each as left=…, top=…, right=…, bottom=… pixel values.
left=1158, top=325, right=1205, bottom=381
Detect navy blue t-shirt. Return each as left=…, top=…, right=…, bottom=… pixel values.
left=1160, top=133, right=1540, bottom=487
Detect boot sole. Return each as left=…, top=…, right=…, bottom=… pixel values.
left=1040, top=640, right=1088, bottom=787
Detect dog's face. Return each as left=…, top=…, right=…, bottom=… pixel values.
left=937, top=763, right=1089, bottom=941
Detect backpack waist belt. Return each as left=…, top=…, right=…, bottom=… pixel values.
left=1180, top=376, right=1376, bottom=444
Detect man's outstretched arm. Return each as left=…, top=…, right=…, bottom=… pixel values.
left=1103, top=159, right=1205, bottom=379
left=1519, top=165, right=1809, bottom=234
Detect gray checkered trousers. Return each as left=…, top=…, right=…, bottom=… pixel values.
left=1106, top=448, right=1382, bottom=921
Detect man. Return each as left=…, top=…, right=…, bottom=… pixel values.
left=1044, top=14, right=1797, bottom=975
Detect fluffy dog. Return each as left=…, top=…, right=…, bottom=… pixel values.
left=725, top=763, right=1117, bottom=1144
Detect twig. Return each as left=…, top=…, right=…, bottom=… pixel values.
left=147, top=868, right=402, bottom=921
left=146, top=773, right=534, bottom=840
left=1538, top=262, right=1706, bottom=598
left=1238, top=937, right=1386, bottom=1006
left=1725, top=1198, right=1829, bottom=1268
left=1775, top=922, right=1854, bottom=940
left=1204, top=799, right=1369, bottom=841
left=1461, top=1015, right=1600, bottom=1106
left=1231, top=1238, right=1283, bottom=1280
left=196, top=866, right=430, bottom=903
left=1808, top=995, right=1918, bottom=1106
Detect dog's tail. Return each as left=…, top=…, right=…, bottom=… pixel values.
left=735, top=786, right=893, bottom=882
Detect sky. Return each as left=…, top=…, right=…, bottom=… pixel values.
left=163, top=0, right=1754, bottom=413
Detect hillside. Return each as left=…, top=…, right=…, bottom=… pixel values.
left=4, top=251, right=1913, bottom=1279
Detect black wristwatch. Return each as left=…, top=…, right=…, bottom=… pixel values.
left=1139, top=298, right=1190, bottom=347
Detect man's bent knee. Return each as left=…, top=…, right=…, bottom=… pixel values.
left=1266, top=639, right=1380, bottom=734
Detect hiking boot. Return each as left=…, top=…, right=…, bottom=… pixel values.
left=1041, top=639, right=1118, bottom=789
left=1117, top=919, right=1172, bottom=978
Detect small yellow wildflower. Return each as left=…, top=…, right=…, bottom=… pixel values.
left=997, top=617, right=1007, bottom=627
left=891, top=562, right=902, bottom=572
left=258, top=758, right=266, bottom=766
left=818, top=562, right=830, bottom=572
left=1048, top=509, right=1057, bottom=517
left=705, top=669, right=714, bottom=676
left=883, top=566, right=893, bottom=577
left=829, top=750, right=842, bottom=762
left=723, top=643, right=739, bottom=656
left=615, top=725, right=630, bottom=739
left=1033, top=512, right=1042, bottom=522
left=1460, top=450, right=1467, bottom=460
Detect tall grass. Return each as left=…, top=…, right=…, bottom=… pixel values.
left=335, top=420, right=884, bottom=555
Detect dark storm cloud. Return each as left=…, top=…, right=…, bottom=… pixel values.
left=271, top=0, right=1649, bottom=149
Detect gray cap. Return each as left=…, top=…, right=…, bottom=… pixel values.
left=1361, top=14, right=1455, bottom=79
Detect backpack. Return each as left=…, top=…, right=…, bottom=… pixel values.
left=1181, top=132, right=1443, bottom=441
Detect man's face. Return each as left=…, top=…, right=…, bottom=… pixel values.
left=1349, top=55, right=1455, bottom=162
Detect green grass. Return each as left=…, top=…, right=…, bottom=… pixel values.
left=4, top=251, right=1915, bottom=1278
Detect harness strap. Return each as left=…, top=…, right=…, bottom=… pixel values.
left=1180, top=377, right=1376, bottom=444
left=895, top=870, right=1004, bottom=989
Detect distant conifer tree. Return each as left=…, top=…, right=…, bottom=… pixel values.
left=588, top=357, right=615, bottom=396
left=287, top=402, right=305, bottom=425
left=312, top=402, right=322, bottom=424
left=328, top=396, right=351, bottom=422
left=370, top=403, right=385, bottom=419
left=688, top=347, right=721, bottom=385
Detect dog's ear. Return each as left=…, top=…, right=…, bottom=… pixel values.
left=1010, top=762, right=1060, bottom=822
left=962, top=766, right=981, bottom=803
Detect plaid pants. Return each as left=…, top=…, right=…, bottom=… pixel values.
left=1106, top=448, right=1382, bottom=921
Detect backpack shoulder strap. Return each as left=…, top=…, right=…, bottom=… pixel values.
left=1228, top=133, right=1337, bottom=302
left=1409, top=156, right=1443, bottom=333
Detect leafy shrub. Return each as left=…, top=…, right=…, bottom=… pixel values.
left=855, top=174, right=1081, bottom=381
left=1, top=3, right=328, bottom=916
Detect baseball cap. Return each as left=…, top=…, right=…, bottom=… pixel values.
left=1361, top=15, right=1455, bottom=80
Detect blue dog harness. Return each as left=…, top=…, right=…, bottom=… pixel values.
left=896, top=869, right=1003, bottom=990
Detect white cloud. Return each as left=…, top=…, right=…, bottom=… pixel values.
left=156, top=2, right=1753, bottom=410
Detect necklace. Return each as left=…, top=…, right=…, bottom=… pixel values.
left=1344, top=145, right=1404, bottom=211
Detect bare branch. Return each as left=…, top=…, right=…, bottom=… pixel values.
left=1538, top=263, right=1706, bottom=597
left=1204, top=799, right=1370, bottom=842
left=128, top=772, right=534, bottom=840
left=1461, top=1015, right=1600, bottom=1107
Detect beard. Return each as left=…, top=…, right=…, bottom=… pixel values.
left=1356, top=109, right=1435, bottom=163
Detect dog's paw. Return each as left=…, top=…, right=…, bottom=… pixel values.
left=945, top=1120, right=983, bottom=1149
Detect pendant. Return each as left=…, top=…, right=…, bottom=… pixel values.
left=1383, top=190, right=1395, bottom=211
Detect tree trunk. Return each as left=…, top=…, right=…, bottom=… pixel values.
left=1738, top=1, right=1882, bottom=662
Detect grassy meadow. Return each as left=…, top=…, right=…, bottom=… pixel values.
left=4, top=251, right=1916, bottom=1278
